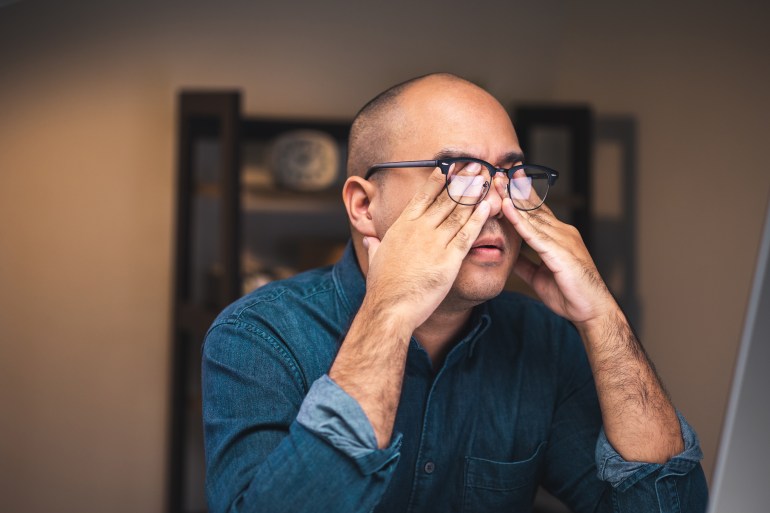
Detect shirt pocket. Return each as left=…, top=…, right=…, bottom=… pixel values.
left=462, top=441, right=546, bottom=513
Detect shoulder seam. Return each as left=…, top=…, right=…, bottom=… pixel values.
left=206, top=318, right=309, bottom=392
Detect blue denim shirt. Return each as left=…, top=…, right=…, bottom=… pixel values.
left=202, top=243, right=707, bottom=513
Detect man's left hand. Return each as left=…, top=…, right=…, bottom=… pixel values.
left=497, top=176, right=617, bottom=328
left=496, top=176, right=684, bottom=463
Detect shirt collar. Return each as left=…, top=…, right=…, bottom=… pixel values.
left=332, top=241, right=367, bottom=317
left=466, top=302, right=492, bottom=358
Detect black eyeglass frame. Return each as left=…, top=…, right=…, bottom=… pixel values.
left=364, top=157, right=559, bottom=211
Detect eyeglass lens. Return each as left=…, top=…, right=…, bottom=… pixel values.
left=445, top=159, right=550, bottom=210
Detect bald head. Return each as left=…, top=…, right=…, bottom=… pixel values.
left=346, top=73, right=487, bottom=179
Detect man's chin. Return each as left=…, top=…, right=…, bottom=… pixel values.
left=447, top=275, right=508, bottom=308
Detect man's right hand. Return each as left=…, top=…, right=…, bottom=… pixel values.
left=360, top=166, right=491, bottom=331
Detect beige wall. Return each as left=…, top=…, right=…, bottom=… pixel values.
left=552, top=0, right=770, bottom=478
left=0, top=1, right=767, bottom=512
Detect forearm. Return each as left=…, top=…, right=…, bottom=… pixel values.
left=329, top=295, right=414, bottom=448
left=577, top=306, right=683, bottom=463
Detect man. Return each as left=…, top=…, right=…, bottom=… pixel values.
left=202, top=73, right=707, bottom=512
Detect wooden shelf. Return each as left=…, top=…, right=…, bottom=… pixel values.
left=241, top=187, right=344, bottom=213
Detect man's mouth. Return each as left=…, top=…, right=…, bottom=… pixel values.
left=471, top=236, right=503, bottom=251
left=470, top=237, right=504, bottom=256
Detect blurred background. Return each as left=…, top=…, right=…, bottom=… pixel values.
left=1, top=1, right=768, bottom=512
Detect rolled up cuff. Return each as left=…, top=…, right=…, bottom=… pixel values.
left=297, top=374, right=402, bottom=475
left=595, top=411, right=704, bottom=491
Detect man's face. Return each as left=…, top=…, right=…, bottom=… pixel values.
left=369, top=80, right=524, bottom=310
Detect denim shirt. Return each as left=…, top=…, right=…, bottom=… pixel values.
left=202, top=243, right=708, bottom=513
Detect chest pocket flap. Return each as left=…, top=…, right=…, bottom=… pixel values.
left=463, top=441, right=547, bottom=512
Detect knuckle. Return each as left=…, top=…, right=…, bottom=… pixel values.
left=441, top=214, right=460, bottom=231
left=453, top=228, right=471, bottom=245
left=443, top=208, right=469, bottom=230
left=529, top=213, right=549, bottom=227
left=560, top=223, right=582, bottom=243
left=412, top=190, right=434, bottom=205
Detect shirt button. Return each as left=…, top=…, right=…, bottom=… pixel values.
left=424, top=461, right=435, bottom=474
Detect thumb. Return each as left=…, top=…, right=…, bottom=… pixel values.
left=362, top=236, right=381, bottom=263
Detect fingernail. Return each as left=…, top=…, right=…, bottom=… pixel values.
left=362, top=237, right=370, bottom=249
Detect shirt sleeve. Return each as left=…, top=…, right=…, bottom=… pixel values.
left=595, top=411, right=702, bottom=487
left=296, top=374, right=402, bottom=475
left=539, top=316, right=708, bottom=513
left=202, top=319, right=401, bottom=513
left=594, top=411, right=708, bottom=513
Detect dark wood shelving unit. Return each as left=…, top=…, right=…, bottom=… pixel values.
left=168, top=90, right=351, bottom=513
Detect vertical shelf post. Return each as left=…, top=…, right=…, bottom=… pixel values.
left=169, top=91, right=241, bottom=513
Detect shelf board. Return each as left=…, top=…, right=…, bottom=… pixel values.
left=242, top=188, right=345, bottom=213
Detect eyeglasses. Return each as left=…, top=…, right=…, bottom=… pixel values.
left=365, top=157, right=559, bottom=211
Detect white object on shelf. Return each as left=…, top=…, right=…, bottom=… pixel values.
left=270, top=129, right=339, bottom=191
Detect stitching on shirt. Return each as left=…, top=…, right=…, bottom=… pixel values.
left=244, top=320, right=309, bottom=391
left=209, top=318, right=309, bottom=392
left=666, top=478, right=682, bottom=513
left=232, top=281, right=337, bottom=319
left=331, top=260, right=353, bottom=315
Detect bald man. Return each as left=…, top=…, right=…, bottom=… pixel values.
left=202, top=74, right=707, bottom=513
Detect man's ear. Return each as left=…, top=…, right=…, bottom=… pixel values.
left=342, top=176, right=378, bottom=237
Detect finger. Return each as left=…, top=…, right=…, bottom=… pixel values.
left=362, top=235, right=381, bottom=263
left=501, top=196, right=524, bottom=231
left=422, top=164, right=474, bottom=226
left=509, top=179, right=540, bottom=211
left=397, top=166, right=451, bottom=221
left=495, top=170, right=555, bottom=224
left=508, top=169, right=548, bottom=210
left=445, top=161, right=487, bottom=206
left=447, top=200, right=491, bottom=254
left=505, top=197, right=586, bottom=279
left=433, top=197, right=480, bottom=241
left=503, top=196, right=556, bottom=236
left=536, top=198, right=554, bottom=216
left=518, top=205, right=582, bottom=252
left=502, top=197, right=557, bottom=255
left=424, top=161, right=493, bottom=229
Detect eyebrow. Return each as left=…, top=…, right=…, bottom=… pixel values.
left=433, top=148, right=526, bottom=167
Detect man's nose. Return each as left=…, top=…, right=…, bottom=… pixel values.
left=484, top=173, right=506, bottom=218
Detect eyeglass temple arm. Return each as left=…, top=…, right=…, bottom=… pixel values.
left=365, top=160, right=441, bottom=179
